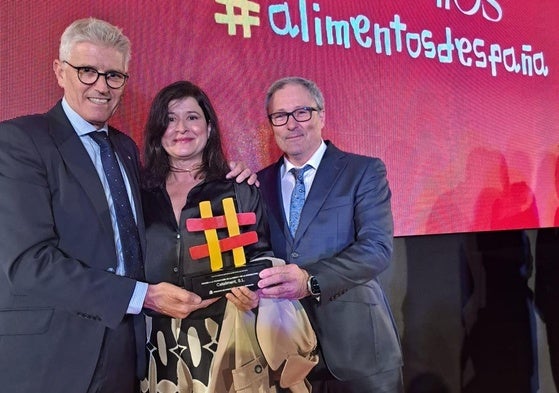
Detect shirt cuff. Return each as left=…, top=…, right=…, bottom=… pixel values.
left=127, top=281, right=148, bottom=314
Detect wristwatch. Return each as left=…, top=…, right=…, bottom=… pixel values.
left=307, top=275, right=321, bottom=297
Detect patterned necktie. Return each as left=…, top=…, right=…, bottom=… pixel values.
left=289, top=164, right=312, bottom=237
left=89, top=131, right=143, bottom=280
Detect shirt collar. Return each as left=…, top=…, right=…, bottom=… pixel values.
left=61, top=97, right=108, bottom=136
left=282, top=140, right=327, bottom=175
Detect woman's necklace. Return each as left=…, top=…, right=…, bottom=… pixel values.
left=170, top=164, right=200, bottom=173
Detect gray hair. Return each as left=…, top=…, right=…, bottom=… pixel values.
left=59, top=18, right=131, bottom=68
left=265, top=76, right=325, bottom=112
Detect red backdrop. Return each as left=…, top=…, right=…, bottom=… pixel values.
left=2, top=0, right=558, bottom=236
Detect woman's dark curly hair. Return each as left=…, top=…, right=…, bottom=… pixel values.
left=142, top=81, right=230, bottom=188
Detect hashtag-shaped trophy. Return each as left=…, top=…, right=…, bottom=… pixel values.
left=183, top=197, right=272, bottom=298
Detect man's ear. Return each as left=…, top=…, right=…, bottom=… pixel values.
left=53, top=59, right=65, bottom=89
left=319, top=109, right=325, bottom=127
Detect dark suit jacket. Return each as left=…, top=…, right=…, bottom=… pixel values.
left=258, top=141, right=402, bottom=381
left=0, top=102, right=146, bottom=393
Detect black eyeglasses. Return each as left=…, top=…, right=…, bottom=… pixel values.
left=268, top=107, right=320, bottom=126
left=63, top=60, right=129, bottom=89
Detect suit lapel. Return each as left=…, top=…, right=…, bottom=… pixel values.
left=46, top=103, right=115, bottom=236
left=295, top=143, right=347, bottom=240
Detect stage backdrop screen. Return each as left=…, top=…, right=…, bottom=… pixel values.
left=2, top=1, right=558, bottom=236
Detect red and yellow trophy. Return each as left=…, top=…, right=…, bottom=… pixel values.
left=183, top=197, right=272, bottom=299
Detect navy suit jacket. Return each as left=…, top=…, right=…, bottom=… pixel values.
left=258, top=141, right=402, bottom=380
left=0, top=102, right=146, bottom=393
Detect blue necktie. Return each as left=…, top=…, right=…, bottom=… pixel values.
left=89, top=131, right=143, bottom=280
left=289, top=165, right=312, bottom=237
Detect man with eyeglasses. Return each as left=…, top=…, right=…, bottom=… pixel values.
left=0, top=18, right=253, bottom=393
left=257, top=76, right=404, bottom=393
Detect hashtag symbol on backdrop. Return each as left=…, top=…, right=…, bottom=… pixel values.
left=214, top=0, right=260, bottom=38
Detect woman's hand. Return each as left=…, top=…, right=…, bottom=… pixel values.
left=226, top=286, right=260, bottom=311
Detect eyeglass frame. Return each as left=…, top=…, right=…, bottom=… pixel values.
left=62, top=60, right=129, bottom=89
left=267, top=106, right=320, bottom=127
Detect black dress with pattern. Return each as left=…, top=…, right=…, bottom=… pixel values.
left=140, top=179, right=273, bottom=392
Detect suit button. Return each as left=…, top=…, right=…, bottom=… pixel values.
left=290, top=252, right=299, bottom=258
